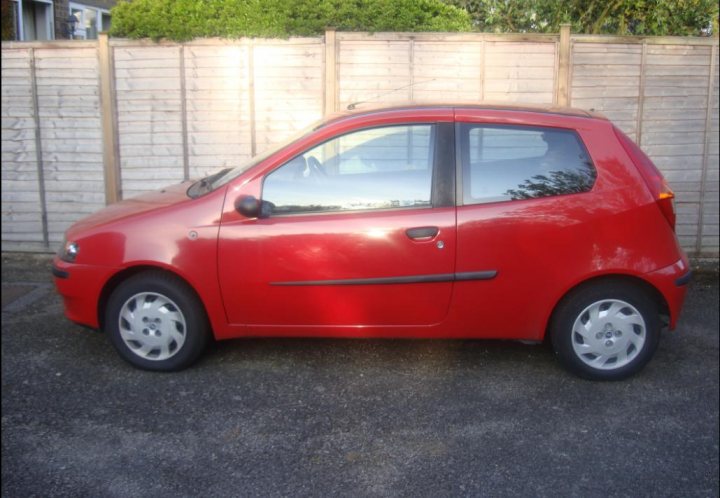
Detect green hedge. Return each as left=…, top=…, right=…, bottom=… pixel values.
left=109, top=0, right=472, bottom=41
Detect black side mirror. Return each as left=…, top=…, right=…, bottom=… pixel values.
left=235, top=195, right=261, bottom=218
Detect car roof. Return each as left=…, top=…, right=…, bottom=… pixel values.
left=323, top=102, right=607, bottom=125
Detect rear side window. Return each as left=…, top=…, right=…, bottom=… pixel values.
left=459, top=124, right=596, bottom=205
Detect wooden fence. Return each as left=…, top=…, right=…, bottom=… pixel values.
left=2, top=28, right=718, bottom=257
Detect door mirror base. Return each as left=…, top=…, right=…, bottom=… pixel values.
left=235, top=195, right=273, bottom=219
left=235, top=195, right=261, bottom=218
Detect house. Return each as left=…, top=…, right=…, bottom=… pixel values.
left=2, top=0, right=115, bottom=41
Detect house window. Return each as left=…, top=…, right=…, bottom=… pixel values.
left=21, top=0, right=53, bottom=40
left=101, top=12, right=111, bottom=32
left=69, top=2, right=111, bottom=39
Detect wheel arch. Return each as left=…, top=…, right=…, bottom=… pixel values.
left=97, top=265, right=210, bottom=333
left=543, top=273, right=670, bottom=341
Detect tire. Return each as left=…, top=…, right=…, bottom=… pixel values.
left=105, top=271, right=210, bottom=371
left=550, top=281, right=661, bottom=381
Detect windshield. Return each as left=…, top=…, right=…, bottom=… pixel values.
left=206, top=118, right=327, bottom=191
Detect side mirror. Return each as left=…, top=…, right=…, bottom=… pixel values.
left=235, top=195, right=261, bottom=218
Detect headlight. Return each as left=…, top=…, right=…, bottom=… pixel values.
left=59, top=237, right=79, bottom=263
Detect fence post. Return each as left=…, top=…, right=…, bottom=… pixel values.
left=98, top=32, right=121, bottom=204
left=556, top=24, right=571, bottom=106
left=247, top=39, right=256, bottom=157
left=697, top=42, right=718, bottom=255
left=29, top=48, right=49, bottom=248
left=179, top=45, right=190, bottom=181
left=479, top=37, right=486, bottom=101
left=408, top=37, right=415, bottom=101
left=636, top=40, right=648, bottom=144
left=324, top=28, right=337, bottom=115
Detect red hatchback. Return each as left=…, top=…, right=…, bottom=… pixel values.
left=53, top=104, right=690, bottom=379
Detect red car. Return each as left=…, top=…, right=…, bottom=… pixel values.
left=52, top=104, right=690, bottom=379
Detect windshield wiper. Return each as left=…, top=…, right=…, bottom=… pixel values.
left=188, top=168, right=232, bottom=198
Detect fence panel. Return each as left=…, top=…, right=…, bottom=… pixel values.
left=1, top=33, right=718, bottom=257
left=338, top=39, right=413, bottom=109
left=1, top=48, right=45, bottom=250
left=642, top=44, right=712, bottom=249
left=570, top=43, right=642, bottom=138
left=184, top=44, right=252, bottom=177
left=36, top=47, right=104, bottom=245
left=702, top=52, right=719, bottom=254
left=483, top=41, right=556, bottom=103
left=412, top=41, right=483, bottom=102
left=115, top=46, right=185, bottom=197
left=252, top=40, right=324, bottom=153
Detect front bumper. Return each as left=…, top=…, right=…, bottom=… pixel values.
left=52, top=256, right=120, bottom=329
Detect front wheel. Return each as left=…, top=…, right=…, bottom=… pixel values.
left=105, top=271, right=210, bottom=371
left=550, top=282, right=661, bottom=380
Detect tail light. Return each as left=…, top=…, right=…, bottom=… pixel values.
left=613, top=127, right=676, bottom=230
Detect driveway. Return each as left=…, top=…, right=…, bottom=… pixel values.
left=2, top=253, right=718, bottom=497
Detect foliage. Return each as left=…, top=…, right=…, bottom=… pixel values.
left=505, top=169, right=596, bottom=200
left=445, top=0, right=719, bottom=36
left=1, top=0, right=16, bottom=41
left=109, top=0, right=472, bottom=41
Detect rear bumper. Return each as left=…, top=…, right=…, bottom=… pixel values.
left=52, top=256, right=120, bottom=329
left=643, top=256, right=691, bottom=330
left=674, top=270, right=693, bottom=287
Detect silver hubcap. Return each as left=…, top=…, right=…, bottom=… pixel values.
left=118, top=292, right=187, bottom=361
left=572, top=299, right=646, bottom=370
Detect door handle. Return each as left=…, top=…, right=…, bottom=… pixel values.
left=406, top=226, right=439, bottom=240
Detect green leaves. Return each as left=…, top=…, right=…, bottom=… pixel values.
left=445, top=0, right=718, bottom=35
left=109, top=0, right=472, bottom=41
left=108, top=0, right=716, bottom=40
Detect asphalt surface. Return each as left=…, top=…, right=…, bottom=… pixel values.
left=2, top=253, right=718, bottom=497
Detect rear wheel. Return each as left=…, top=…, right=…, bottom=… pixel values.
left=105, top=271, right=210, bottom=371
left=550, top=281, right=661, bottom=380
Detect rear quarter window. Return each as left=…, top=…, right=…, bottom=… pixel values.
left=460, top=124, right=597, bottom=205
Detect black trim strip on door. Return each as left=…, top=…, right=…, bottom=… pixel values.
left=270, top=270, right=497, bottom=286
left=454, top=271, right=498, bottom=281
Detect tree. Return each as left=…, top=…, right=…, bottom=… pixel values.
left=445, top=0, right=719, bottom=36
left=504, top=169, right=596, bottom=201
left=1, top=0, right=17, bottom=41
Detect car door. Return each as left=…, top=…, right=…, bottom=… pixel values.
left=217, top=122, right=457, bottom=332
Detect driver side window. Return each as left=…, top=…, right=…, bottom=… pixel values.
left=262, top=125, right=435, bottom=215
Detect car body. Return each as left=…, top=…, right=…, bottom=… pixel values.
left=52, top=104, right=691, bottom=379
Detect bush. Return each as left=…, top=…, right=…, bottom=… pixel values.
left=1, top=0, right=16, bottom=40
left=446, top=0, right=718, bottom=36
left=109, top=0, right=472, bottom=41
